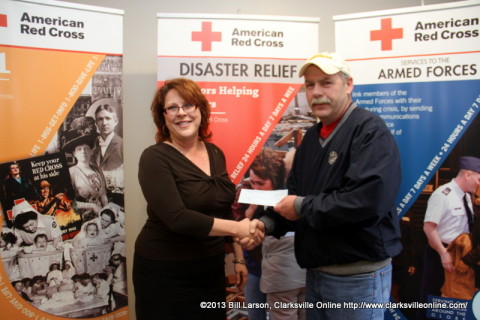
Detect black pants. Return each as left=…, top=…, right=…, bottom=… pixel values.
left=133, top=253, right=226, bottom=320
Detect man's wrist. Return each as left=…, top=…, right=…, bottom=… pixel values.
left=294, top=196, right=305, bottom=217
left=259, top=216, right=275, bottom=234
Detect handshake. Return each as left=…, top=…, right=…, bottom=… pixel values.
left=234, top=218, right=266, bottom=250
left=232, top=195, right=300, bottom=250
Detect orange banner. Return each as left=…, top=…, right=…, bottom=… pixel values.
left=0, top=46, right=103, bottom=163
left=1, top=1, right=126, bottom=319
left=200, top=81, right=302, bottom=183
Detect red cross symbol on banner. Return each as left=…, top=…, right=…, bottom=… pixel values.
left=192, top=21, right=222, bottom=51
left=370, top=18, right=403, bottom=51
left=0, top=14, right=7, bottom=27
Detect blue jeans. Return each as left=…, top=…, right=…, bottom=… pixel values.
left=244, top=273, right=268, bottom=320
left=306, top=263, right=392, bottom=320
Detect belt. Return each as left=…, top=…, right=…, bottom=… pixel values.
left=310, top=258, right=392, bottom=276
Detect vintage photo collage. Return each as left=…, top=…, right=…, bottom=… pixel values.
left=0, top=55, right=127, bottom=318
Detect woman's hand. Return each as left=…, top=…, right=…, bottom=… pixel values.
left=236, top=218, right=264, bottom=250
left=234, top=262, right=248, bottom=289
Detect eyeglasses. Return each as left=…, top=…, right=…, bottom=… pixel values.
left=164, top=103, right=198, bottom=115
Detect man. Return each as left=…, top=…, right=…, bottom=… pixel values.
left=12, top=201, right=62, bottom=248
left=33, top=179, right=71, bottom=216
left=419, top=156, right=480, bottom=315
left=91, top=99, right=124, bottom=203
left=255, top=52, right=402, bottom=320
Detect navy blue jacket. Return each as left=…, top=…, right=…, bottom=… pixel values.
left=268, top=104, right=402, bottom=268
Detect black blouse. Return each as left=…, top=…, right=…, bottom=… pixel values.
left=135, top=142, right=236, bottom=261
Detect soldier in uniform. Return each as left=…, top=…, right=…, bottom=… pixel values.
left=419, top=156, right=480, bottom=317
left=33, top=180, right=71, bottom=216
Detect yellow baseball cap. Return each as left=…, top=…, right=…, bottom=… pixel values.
left=299, top=52, right=350, bottom=77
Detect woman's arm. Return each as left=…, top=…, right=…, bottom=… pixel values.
left=231, top=242, right=247, bottom=288
left=209, top=217, right=255, bottom=237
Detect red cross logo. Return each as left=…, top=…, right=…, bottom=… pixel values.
left=370, top=18, right=403, bottom=51
left=0, top=14, right=7, bottom=28
left=192, top=21, right=222, bottom=51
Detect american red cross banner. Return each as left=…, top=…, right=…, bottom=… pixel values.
left=334, top=1, right=480, bottom=319
left=156, top=13, right=319, bottom=185
left=0, top=1, right=127, bottom=319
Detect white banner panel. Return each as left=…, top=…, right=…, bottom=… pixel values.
left=157, top=13, right=318, bottom=59
left=1, top=0, right=123, bottom=54
left=335, top=0, right=479, bottom=84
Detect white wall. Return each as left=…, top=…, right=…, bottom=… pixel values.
left=58, top=0, right=462, bottom=318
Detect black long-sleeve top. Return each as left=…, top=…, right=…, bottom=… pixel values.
left=135, top=142, right=236, bottom=261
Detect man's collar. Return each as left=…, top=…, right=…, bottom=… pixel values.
left=99, top=132, right=115, bottom=146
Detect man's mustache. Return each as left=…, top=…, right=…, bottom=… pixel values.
left=310, top=98, right=331, bottom=106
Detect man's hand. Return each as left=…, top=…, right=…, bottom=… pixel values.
left=274, top=195, right=300, bottom=221
left=440, top=250, right=454, bottom=272
left=236, top=219, right=265, bottom=250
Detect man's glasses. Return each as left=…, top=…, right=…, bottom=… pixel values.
left=164, top=103, right=198, bottom=115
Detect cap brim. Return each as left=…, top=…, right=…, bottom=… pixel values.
left=298, top=61, right=343, bottom=77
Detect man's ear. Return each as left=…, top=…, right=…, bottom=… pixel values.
left=345, top=76, right=354, bottom=95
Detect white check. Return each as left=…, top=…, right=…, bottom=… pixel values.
left=238, top=189, right=288, bottom=207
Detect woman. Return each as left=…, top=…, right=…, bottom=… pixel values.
left=3, top=162, right=38, bottom=227
left=233, top=148, right=306, bottom=320
left=63, top=131, right=108, bottom=221
left=133, top=78, right=260, bottom=320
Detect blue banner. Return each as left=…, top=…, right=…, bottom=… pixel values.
left=354, top=80, right=480, bottom=215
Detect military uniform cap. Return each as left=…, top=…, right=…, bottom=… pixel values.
left=459, top=156, right=480, bottom=173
